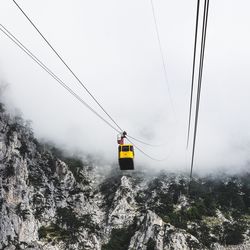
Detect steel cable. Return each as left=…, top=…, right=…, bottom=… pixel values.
left=0, top=24, right=121, bottom=134
left=12, top=0, right=124, bottom=133
left=190, top=0, right=210, bottom=180
left=126, top=137, right=166, bottom=161
left=150, top=0, right=176, bottom=117
left=186, top=0, right=200, bottom=149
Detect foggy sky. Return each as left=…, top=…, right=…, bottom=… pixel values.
left=1, top=0, right=250, bottom=174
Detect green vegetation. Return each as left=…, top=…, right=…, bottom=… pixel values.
left=0, top=102, right=5, bottom=112
left=100, top=176, right=122, bottom=208
left=186, top=235, right=201, bottom=249
left=64, top=157, right=89, bottom=184
left=28, top=167, right=44, bottom=187
left=222, top=221, right=246, bottom=245
left=38, top=224, right=69, bottom=241
left=39, top=208, right=99, bottom=244
left=15, top=203, right=30, bottom=221
left=57, top=207, right=83, bottom=233
left=18, top=140, right=28, bottom=158
left=146, top=238, right=156, bottom=250
left=4, top=163, right=15, bottom=178
left=0, top=198, right=3, bottom=211
left=56, top=207, right=100, bottom=243
left=38, top=220, right=73, bottom=243
left=102, top=228, right=133, bottom=250
left=102, top=219, right=138, bottom=250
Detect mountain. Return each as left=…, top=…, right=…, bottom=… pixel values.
left=0, top=102, right=250, bottom=250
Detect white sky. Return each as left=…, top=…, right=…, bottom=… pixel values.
left=0, top=0, right=250, bottom=174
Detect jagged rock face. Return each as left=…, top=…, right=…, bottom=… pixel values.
left=106, top=176, right=139, bottom=229
left=0, top=109, right=104, bottom=250
left=1, top=104, right=250, bottom=250
left=128, top=211, right=201, bottom=250
left=0, top=115, right=39, bottom=246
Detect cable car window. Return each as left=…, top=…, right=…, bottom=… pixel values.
left=130, top=146, right=134, bottom=151
left=122, top=146, right=130, bottom=152
left=119, top=146, right=122, bottom=152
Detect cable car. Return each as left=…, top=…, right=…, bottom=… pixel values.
left=117, top=132, right=134, bottom=170
left=118, top=144, right=134, bottom=170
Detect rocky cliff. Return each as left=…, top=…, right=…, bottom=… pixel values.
left=0, top=103, right=250, bottom=250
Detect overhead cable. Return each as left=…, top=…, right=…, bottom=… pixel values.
left=12, top=0, right=123, bottom=133
left=126, top=137, right=166, bottom=161
left=0, top=24, right=121, bottom=134
left=127, top=134, right=162, bottom=147
left=186, top=0, right=200, bottom=149
left=190, top=0, right=210, bottom=180
left=150, top=0, right=175, bottom=116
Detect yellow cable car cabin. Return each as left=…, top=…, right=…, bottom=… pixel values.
left=118, top=144, right=134, bottom=170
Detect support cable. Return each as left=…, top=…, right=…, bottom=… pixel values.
left=189, top=0, right=210, bottom=180
left=126, top=134, right=162, bottom=147
left=186, top=0, right=200, bottom=149
left=0, top=24, right=121, bottom=133
left=126, top=137, right=166, bottom=161
left=12, top=0, right=123, bottom=133
left=150, top=0, right=176, bottom=116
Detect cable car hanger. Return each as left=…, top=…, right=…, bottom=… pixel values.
left=117, top=131, right=135, bottom=170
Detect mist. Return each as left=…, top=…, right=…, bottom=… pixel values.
left=1, top=0, right=250, bottom=174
